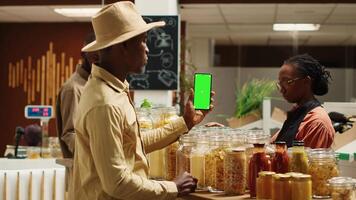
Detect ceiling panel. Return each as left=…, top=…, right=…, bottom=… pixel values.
left=348, top=35, right=356, bottom=45
left=320, top=25, right=356, bottom=33
left=0, top=3, right=355, bottom=46
left=214, top=37, right=232, bottom=45
left=188, top=24, right=228, bottom=32
left=231, top=35, right=268, bottom=45
left=325, top=4, right=356, bottom=24
left=180, top=6, right=224, bottom=23
left=276, top=4, right=335, bottom=23
left=228, top=24, right=272, bottom=32
left=220, top=4, right=275, bottom=23
left=0, top=10, right=24, bottom=22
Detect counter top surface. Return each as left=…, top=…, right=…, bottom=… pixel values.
left=182, top=191, right=332, bottom=200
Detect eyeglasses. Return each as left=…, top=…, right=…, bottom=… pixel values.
left=276, top=77, right=305, bottom=91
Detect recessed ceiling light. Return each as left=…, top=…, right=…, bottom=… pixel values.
left=273, top=23, right=320, bottom=31
left=54, top=8, right=100, bottom=17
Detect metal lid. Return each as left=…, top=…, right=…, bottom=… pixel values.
left=259, top=171, right=276, bottom=177
left=328, top=177, right=355, bottom=187
left=273, top=174, right=291, bottom=180
left=292, top=140, right=304, bottom=146
left=291, top=174, right=311, bottom=181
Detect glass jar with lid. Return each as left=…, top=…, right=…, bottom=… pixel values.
left=162, top=107, right=180, bottom=180
left=272, top=174, right=291, bottom=200
left=190, top=134, right=209, bottom=189
left=137, top=108, right=165, bottom=179
left=328, top=177, right=355, bottom=200
left=291, top=174, right=312, bottom=200
left=228, top=128, right=246, bottom=148
left=257, top=171, right=275, bottom=199
left=271, top=141, right=289, bottom=173
left=205, top=134, right=230, bottom=192
left=309, top=148, right=339, bottom=198
left=245, top=130, right=270, bottom=190
left=289, top=140, right=309, bottom=174
left=150, top=107, right=164, bottom=128
left=136, top=107, right=153, bottom=132
left=176, top=134, right=196, bottom=176
left=224, top=148, right=246, bottom=195
left=248, top=143, right=272, bottom=198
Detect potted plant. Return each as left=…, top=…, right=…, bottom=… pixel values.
left=227, top=79, right=276, bottom=128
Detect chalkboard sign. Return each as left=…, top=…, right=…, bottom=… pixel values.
left=128, top=15, right=179, bottom=90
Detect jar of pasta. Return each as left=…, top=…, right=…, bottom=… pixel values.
left=328, top=177, right=355, bottom=200
left=309, top=149, right=339, bottom=198
left=163, top=107, right=180, bottom=181
left=205, top=135, right=229, bottom=192
left=291, top=174, right=312, bottom=200
left=256, top=171, right=275, bottom=199
left=224, top=149, right=246, bottom=195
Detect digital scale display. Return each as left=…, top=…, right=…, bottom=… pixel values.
left=25, top=105, right=53, bottom=119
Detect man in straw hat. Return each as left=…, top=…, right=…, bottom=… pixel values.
left=70, top=1, right=214, bottom=199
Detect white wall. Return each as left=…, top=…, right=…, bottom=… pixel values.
left=192, top=66, right=356, bottom=126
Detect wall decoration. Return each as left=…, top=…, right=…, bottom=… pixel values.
left=7, top=42, right=80, bottom=110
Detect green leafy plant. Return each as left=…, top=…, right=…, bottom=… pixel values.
left=234, top=79, right=276, bottom=118
left=140, top=98, right=152, bottom=108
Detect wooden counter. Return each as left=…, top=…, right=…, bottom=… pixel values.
left=183, top=192, right=251, bottom=200
left=183, top=191, right=332, bottom=200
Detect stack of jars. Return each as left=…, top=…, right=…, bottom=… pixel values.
left=175, top=126, right=249, bottom=194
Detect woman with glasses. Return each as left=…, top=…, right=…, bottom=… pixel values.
left=271, top=54, right=334, bottom=148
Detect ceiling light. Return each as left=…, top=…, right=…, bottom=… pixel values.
left=54, top=8, right=100, bottom=17
left=273, top=23, right=320, bottom=31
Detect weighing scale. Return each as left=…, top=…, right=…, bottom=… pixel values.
left=24, top=105, right=53, bottom=155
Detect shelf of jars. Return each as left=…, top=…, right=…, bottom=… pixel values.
left=136, top=107, right=356, bottom=200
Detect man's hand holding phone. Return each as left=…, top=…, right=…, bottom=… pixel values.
left=183, top=88, right=215, bottom=130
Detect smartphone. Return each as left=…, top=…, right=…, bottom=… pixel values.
left=193, top=73, right=212, bottom=110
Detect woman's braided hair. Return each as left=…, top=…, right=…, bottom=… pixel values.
left=284, top=54, right=332, bottom=96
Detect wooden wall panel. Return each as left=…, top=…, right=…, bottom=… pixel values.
left=0, top=23, right=92, bottom=155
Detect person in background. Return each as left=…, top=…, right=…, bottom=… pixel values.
left=56, top=33, right=98, bottom=158
left=271, top=54, right=335, bottom=148
left=24, top=124, right=42, bottom=146
left=70, top=2, right=214, bottom=199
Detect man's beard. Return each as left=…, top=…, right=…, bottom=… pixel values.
left=129, top=65, right=146, bottom=75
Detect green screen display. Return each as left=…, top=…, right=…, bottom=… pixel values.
left=193, top=73, right=212, bottom=110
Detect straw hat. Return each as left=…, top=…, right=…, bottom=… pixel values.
left=82, top=1, right=165, bottom=52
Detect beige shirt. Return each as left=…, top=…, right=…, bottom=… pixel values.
left=56, top=64, right=89, bottom=158
left=70, top=65, right=188, bottom=200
